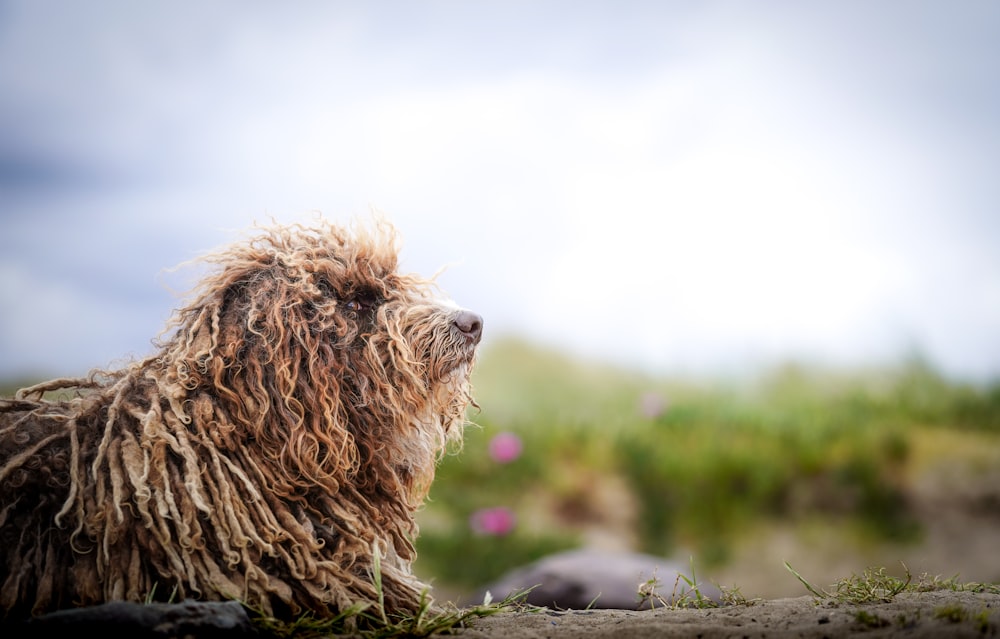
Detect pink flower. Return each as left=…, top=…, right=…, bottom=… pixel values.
left=469, top=507, right=516, bottom=536
left=488, top=432, right=523, bottom=463
left=639, top=392, right=668, bottom=419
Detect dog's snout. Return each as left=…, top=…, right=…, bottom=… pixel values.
left=453, top=310, right=483, bottom=344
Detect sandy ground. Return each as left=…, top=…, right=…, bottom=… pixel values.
left=456, top=590, right=1000, bottom=638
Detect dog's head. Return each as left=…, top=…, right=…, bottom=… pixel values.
left=154, top=219, right=482, bottom=505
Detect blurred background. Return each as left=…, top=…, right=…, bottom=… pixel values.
left=2, top=0, right=999, bottom=601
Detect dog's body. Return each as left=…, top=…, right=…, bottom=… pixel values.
left=0, top=220, right=482, bottom=620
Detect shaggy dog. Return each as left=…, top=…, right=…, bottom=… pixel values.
left=0, top=219, right=483, bottom=621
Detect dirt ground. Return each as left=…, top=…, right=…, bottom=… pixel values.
left=456, top=590, right=1000, bottom=638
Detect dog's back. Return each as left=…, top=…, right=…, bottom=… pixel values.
left=0, top=389, right=102, bottom=617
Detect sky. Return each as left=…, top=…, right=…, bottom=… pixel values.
left=1, top=0, right=999, bottom=382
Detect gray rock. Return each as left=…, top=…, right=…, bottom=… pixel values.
left=479, top=548, right=723, bottom=610
left=7, top=599, right=259, bottom=639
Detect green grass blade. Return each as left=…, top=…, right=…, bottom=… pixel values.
left=784, top=561, right=827, bottom=598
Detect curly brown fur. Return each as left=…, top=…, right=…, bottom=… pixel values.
left=0, top=219, right=483, bottom=621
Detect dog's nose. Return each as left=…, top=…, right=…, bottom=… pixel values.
left=453, top=310, right=484, bottom=344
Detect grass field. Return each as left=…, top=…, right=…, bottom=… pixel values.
left=3, top=336, right=998, bottom=602
left=413, top=336, right=1000, bottom=596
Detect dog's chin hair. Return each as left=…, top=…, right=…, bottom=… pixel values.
left=433, top=361, right=476, bottom=438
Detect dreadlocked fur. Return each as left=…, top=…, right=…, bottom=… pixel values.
left=0, top=219, right=483, bottom=621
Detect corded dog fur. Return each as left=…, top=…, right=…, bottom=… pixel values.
left=0, top=219, right=483, bottom=621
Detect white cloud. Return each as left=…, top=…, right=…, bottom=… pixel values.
left=1, top=1, right=998, bottom=380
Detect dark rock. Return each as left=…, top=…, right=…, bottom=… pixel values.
left=479, top=548, right=723, bottom=610
left=6, top=600, right=259, bottom=639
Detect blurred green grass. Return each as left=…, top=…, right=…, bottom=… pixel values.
left=4, top=339, right=998, bottom=594
left=414, top=337, right=1000, bottom=589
